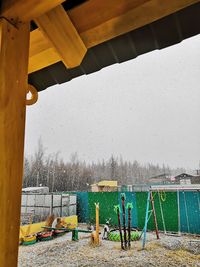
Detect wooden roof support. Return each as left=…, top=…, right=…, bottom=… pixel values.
left=0, top=18, right=30, bottom=266
left=34, top=5, right=87, bottom=69
left=1, top=0, right=65, bottom=22
left=29, top=29, right=61, bottom=73
left=77, top=0, right=200, bottom=48
left=28, top=0, right=199, bottom=73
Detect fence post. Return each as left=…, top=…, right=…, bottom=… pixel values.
left=177, top=190, right=181, bottom=236
left=60, top=194, right=63, bottom=217
left=51, top=193, right=53, bottom=215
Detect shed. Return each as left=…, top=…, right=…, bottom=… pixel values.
left=91, top=180, right=118, bottom=192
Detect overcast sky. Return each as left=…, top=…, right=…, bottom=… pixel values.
left=25, top=35, right=200, bottom=170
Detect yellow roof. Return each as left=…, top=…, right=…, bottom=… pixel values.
left=97, top=180, right=118, bottom=187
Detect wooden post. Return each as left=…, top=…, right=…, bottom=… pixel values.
left=0, top=18, right=30, bottom=267
left=128, top=206, right=131, bottom=249
left=91, top=203, right=100, bottom=246
left=121, top=194, right=127, bottom=249
left=117, top=206, right=124, bottom=250
left=95, top=203, right=100, bottom=245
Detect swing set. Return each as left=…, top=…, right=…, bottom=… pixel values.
left=140, top=189, right=171, bottom=249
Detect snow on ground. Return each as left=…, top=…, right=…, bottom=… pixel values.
left=18, top=228, right=200, bottom=267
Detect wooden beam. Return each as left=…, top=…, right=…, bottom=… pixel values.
left=35, top=5, right=87, bottom=69
left=77, top=0, right=200, bottom=48
left=29, top=29, right=60, bottom=73
left=67, top=0, right=150, bottom=34
left=28, top=0, right=199, bottom=73
left=0, top=19, right=29, bottom=266
left=1, top=0, right=65, bottom=22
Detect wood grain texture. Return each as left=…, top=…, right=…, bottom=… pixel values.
left=35, top=5, right=87, bottom=69
left=1, top=0, right=65, bottom=22
left=29, top=29, right=60, bottom=73
left=28, top=0, right=199, bottom=72
left=67, top=0, right=150, bottom=33
left=78, top=0, right=200, bottom=48
left=0, top=19, right=29, bottom=266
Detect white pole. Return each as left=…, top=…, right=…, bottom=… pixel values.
left=177, top=190, right=181, bottom=236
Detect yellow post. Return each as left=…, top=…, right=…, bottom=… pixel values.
left=91, top=203, right=100, bottom=246
left=95, top=203, right=100, bottom=245
left=0, top=18, right=30, bottom=266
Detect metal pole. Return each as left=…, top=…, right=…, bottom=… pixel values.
left=150, top=192, right=159, bottom=239
left=177, top=190, right=181, bottom=236
left=142, top=192, right=150, bottom=249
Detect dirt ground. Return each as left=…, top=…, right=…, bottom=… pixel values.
left=18, top=227, right=200, bottom=267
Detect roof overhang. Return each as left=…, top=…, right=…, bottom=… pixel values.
left=1, top=0, right=199, bottom=92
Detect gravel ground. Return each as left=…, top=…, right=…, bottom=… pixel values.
left=18, top=228, right=200, bottom=267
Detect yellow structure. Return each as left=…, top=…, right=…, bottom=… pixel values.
left=91, top=180, right=118, bottom=192
left=19, top=215, right=77, bottom=240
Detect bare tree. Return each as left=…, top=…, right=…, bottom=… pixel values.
left=23, top=139, right=186, bottom=191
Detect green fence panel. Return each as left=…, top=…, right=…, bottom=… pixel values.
left=88, top=192, right=119, bottom=225
left=118, top=192, right=138, bottom=228
left=76, top=192, right=89, bottom=223
left=179, top=191, right=200, bottom=234
left=153, top=192, right=178, bottom=232
left=136, top=192, right=148, bottom=229
left=136, top=192, right=178, bottom=232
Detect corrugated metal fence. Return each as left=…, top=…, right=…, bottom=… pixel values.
left=179, top=191, right=200, bottom=234
left=72, top=191, right=200, bottom=235
left=21, top=193, right=76, bottom=224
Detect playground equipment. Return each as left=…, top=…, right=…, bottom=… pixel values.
left=23, top=215, right=68, bottom=243
left=141, top=191, right=160, bottom=249
left=127, top=202, right=133, bottom=249
left=20, top=215, right=37, bottom=245
left=113, top=193, right=138, bottom=250
left=121, top=194, right=127, bottom=249
left=41, top=225, right=92, bottom=241
left=22, top=235, right=37, bottom=245
left=150, top=192, right=159, bottom=239
left=19, top=215, right=78, bottom=245
left=114, top=204, right=124, bottom=250
left=108, top=230, right=140, bottom=242
left=90, top=203, right=100, bottom=246
left=158, top=191, right=167, bottom=234
left=37, top=231, right=53, bottom=241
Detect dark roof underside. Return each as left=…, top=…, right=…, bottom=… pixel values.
left=29, top=2, right=200, bottom=92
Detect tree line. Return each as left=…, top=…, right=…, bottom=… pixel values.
left=23, top=139, right=185, bottom=192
